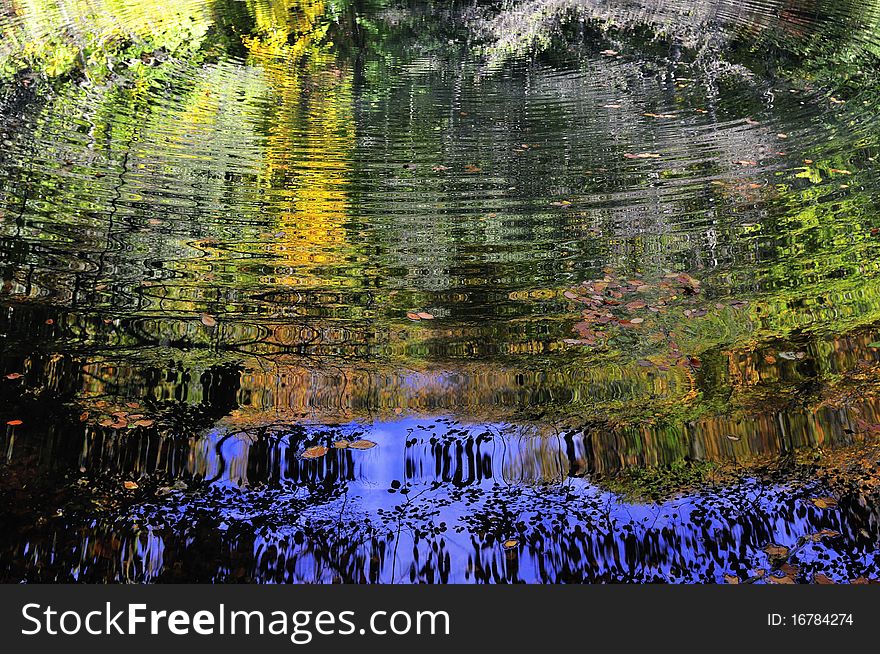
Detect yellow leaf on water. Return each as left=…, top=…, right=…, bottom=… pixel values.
left=332, top=440, right=350, bottom=449
left=348, top=440, right=377, bottom=450
left=302, top=446, right=329, bottom=459
left=811, top=497, right=838, bottom=509
left=123, top=481, right=138, bottom=490
left=502, top=539, right=519, bottom=550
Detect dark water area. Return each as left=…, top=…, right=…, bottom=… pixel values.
left=2, top=0, right=880, bottom=583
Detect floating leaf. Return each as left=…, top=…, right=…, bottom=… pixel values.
left=302, top=445, right=329, bottom=459
left=599, top=49, right=618, bottom=56
left=726, top=434, right=741, bottom=441
left=406, top=312, right=421, bottom=321
left=200, top=313, right=218, bottom=327
left=629, top=317, right=644, bottom=324
left=814, top=573, right=835, bottom=585
left=624, top=152, right=661, bottom=159
left=6, top=419, right=23, bottom=426
left=723, top=574, right=740, bottom=584
left=464, top=164, right=481, bottom=173
left=416, top=312, right=435, bottom=320
left=811, top=497, right=838, bottom=509
left=332, top=440, right=350, bottom=449
left=811, top=529, right=841, bottom=542
left=123, top=481, right=138, bottom=490
left=763, top=544, right=789, bottom=558
left=134, top=419, right=155, bottom=428
left=502, top=538, right=519, bottom=549
left=349, top=439, right=377, bottom=450
left=4, top=373, right=23, bottom=380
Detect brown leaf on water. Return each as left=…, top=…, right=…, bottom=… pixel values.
left=416, top=312, right=435, bottom=320
left=123, top=481, right=138, bottom=490
left=79, top=412, right=89, bottom=422
left=464, top=164, right=481, bottom=173
left=332, top=440, right=350, bottom=449
left=780, top=563, right=799, bottom=578
left=828, top=168, right=851, bottom=175
left=302, top=445, right=329, bottom=459
left=723, top=574, right=740, bottom=584
left=6, top=419, right=23, bottom=426
left=200, top=313, right=217, bottom=327
left=406, top=312, right=421, bottom=321
left=134, top=419, right=155, bottom=428
left=629, top=317, right=644, bottom=324
left=563, top=290, right=579, bottom=300
left=811, top=497, right=838, bottom=509
left=814, top=573, right=835, bottom=585
left=599, top=49, right=618, bottom=56
left=349, top=440, right=377, bottom=450
left=4, top=373, right=23, bottom=380
left=733, top=160, right=758, bottom=166
left=764, top=544, right=789, bottom=558
left=811, top=529, right=841, bottom=542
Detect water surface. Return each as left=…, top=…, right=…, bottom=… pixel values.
left=2, top=0, right=880, bottom=583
